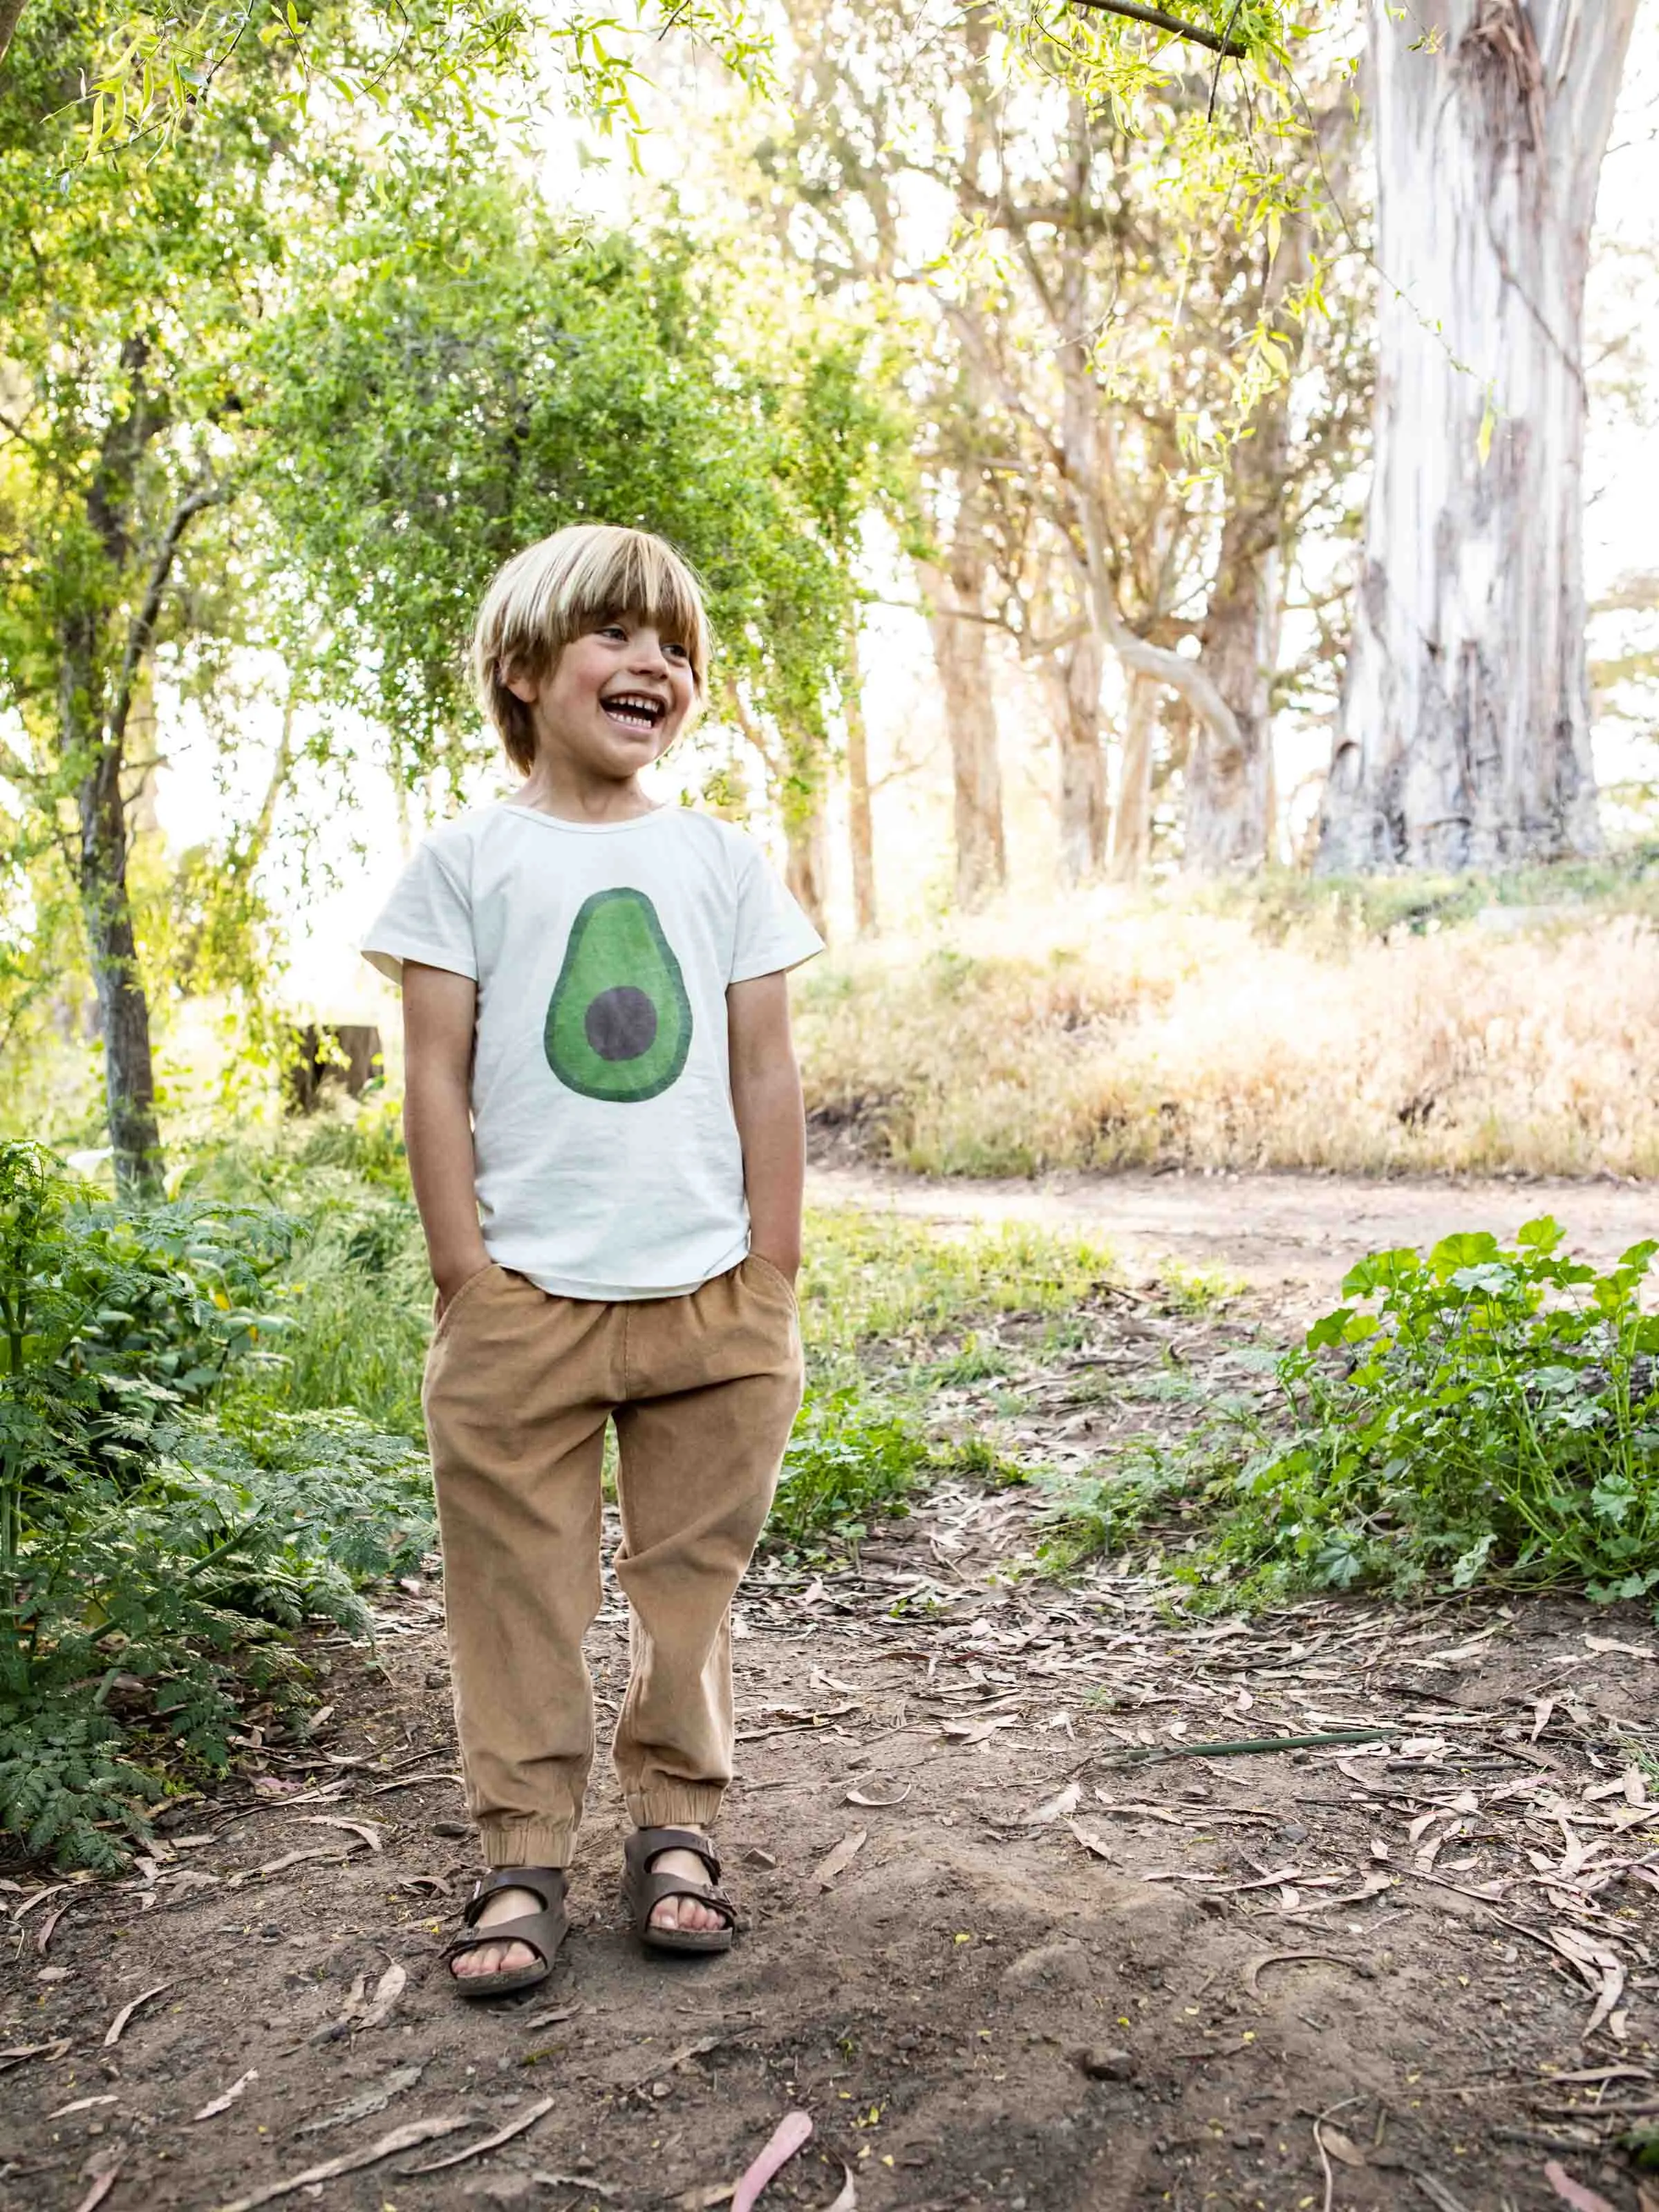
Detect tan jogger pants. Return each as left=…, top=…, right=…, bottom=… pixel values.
left=422, top=1254, right=804, bottom=1870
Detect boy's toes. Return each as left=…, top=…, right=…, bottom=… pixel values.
left=451, top=1938, right=535, bottom=1978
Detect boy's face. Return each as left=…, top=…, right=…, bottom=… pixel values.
left=508, top=617, right=697, bottom=781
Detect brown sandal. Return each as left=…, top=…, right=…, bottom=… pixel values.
left=622, top=1827, right=737, bottom=1955
left=442, top=1866, right=568, bottom=1998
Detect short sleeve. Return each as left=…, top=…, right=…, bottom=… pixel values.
left=728, top=838, right=825, bottom=984
left=359, top=836, right=477, bottom=985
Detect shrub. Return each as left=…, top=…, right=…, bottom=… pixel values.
left=1040, top=1218, right=1659, bottom=1609
left=0, top=1142, right=429, bottom=1868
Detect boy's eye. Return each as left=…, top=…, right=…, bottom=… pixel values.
left=665, top=642, right=689, bottom=662
left=598, top=624, right=628, bottom=641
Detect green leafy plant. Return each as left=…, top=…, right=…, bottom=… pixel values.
left=1040, top=1218, right=1659, bottom=1609
left=0, top=1141, right=430, bottom=1868
left=768, top=1387, right=930, bottom=1553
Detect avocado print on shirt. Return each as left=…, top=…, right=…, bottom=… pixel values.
left=544, top=887, right=693, bottom=1103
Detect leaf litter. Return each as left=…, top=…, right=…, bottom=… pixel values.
left=8, top=1283, right=1659, bottom=2209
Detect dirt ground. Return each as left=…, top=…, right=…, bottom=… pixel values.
left=805, top=1163, right=1658, bottom=1313
left=5, top=1198, right=1659, bottom=2212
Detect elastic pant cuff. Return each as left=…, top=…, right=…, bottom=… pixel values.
left=478, top=1817, right=579, bottom=1871
left=624, top=1785, right=725, bottom=1835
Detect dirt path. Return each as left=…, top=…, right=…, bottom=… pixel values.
left=6, top=1280, right=1659, bottom=2211
left=5, top=1517, right=1656, bottom=2212
left=807, top=1163, right=1658, bottom=1311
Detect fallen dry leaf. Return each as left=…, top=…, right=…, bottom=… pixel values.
left=301, top=1816, right=384, bottom=1851
left=811, top=1829, right=867, bottom=1888
left=399, top=2092, right=554, bottom=2173
left=843, top=1782, right=910, bottom=1809
left=46, top=2094, right=119, bottom=2119
left=1243, top=1951, right=1370, bottom=1997
left=1544, top=2162, right=1619, bottom=2212
left=1320, top=2126, right=1367, bottom=2168
left=519, top=2003, right=581, bottom=2032
left=103, top=1981, right=174, bottom=2048
left=355, top=1961, right=407, bottom=2032
left=297, top=2063, right=422, bottom=2134
left=1067, top=1818, right=1115, bottom=1860
left=211, top=2114, right=470, bottom=2211
left=0, top=2039, right=71, bottom=2074
left=70, top=2161, right=124, bottom=2212
left=818, top=2166, right=857, bottom=2211
left=194, top=2069, right=258, bottom=2121
left=1022, top=1779, right=1082, bottom=1826
left=732, top=2110, right=814, bottom=2212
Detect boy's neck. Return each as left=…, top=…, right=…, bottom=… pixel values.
left=514, top=759, right=663, bottom=826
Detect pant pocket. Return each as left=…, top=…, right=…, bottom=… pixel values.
left=431, top=1262, right=502, bottom=1344
left=742, top=1251, right=798, bottom=1312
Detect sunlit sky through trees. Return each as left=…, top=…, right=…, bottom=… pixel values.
left=145, top=3, right=1659, bottom=1027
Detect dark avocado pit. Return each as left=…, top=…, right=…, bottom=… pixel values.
left=545, top=888, right=692, bottom=1103
left=584, top=984, right=658, bottom=1062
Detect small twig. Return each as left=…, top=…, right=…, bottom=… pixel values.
left=1100, top=1727, right=1397, bottom=1768
left=1067, top=0, right=1250, bottom=57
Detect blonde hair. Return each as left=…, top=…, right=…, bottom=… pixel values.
left=470, top=525, right=711, bottom=773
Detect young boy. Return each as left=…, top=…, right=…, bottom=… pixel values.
left=362, top=524, right=822, bottom=1996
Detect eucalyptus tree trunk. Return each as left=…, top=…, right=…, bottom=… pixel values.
left=918, top=538, right=1007, bottom=909
left=1184, top=491, right=1280, bottom=873
left=843, top=612, right=878, bottom=935
left=0, top=0, right=24, bottom=66
left=1057, top=632, right=1109, bottom=882
left=1110, top=673, right=1159, bottom=881
left=1053, top=96, right=1111, bottom=882
left=1321, top=0, right=1638, bottom=873
left=783, top=800, right=831, bottom=940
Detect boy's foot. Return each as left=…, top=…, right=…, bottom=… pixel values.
left=621, top=1826, right=737, bottom=1953
left=444, top=1867, right=568, bottom=1996
left=647, top=1848, right=728, bottom=1936
left=448, top=1886, right=545, bottom=1980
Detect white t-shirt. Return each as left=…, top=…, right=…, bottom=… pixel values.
left=361, top=803, right=824, bottom=1300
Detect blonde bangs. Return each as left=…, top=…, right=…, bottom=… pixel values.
left=470, top=524, right=711, bottom=773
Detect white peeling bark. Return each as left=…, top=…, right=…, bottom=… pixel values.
left=917, top=543, right=1008, bottom=908
left=1321, top=0, right=1638, bottom=872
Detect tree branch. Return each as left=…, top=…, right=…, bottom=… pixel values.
left=1066, top=0, right=1249, bottom=59
left=0, top=0, right=26, bottom=66
left=105, top=481, right=227, bottom=757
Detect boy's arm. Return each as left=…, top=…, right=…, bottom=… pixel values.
left=402, top=961, right=491, bottom=1311
left=727, top=970, right=806, bottom=1281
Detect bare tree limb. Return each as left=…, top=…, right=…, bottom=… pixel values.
left=1066, top=0, right=1249, bottom=59
left=105, top=481, right=227, bottom=758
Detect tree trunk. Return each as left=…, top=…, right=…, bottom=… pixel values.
left=1110, top=672, right=1159, bottom=880
left=0, top=0, right=25, bottom=66
left=1057, top=631, right=1109, bottom=881
left=1321, top=0, right=1638, bottom=873
left=843, top=612, right=878, bottom=935
left=1185, top=500, right=1279, bottom=872
left=62, top=615, right=163, bottom=1199
left=783, top=799, right=831, bottom=940
left=918, top=544, right=1006, bottom=908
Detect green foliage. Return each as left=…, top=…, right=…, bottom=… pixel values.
left=1040, top=1219, right=1659, bottom=1610
left=0, top=1141, right=429, bottom=1868
left=255, top=174, right=902, bottom=791
left=769, top=1387, right=929, bottom=1554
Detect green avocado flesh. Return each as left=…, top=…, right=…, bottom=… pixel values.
left=544, top=887, right=693, bottom=1103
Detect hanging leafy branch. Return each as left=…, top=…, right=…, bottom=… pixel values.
left=1067, top=0, right=1250, bottom=57
left=23, top=0, right=772, bottom=163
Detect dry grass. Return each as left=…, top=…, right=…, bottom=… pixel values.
left=794, top=890, right=1659, bottom=1179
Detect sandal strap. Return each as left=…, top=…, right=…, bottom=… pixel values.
left=631, top=1868, right=737, bottom=1927
left=462, top=1865, right=566, bottom=1927
left=624, top=1826, right=722, bottom=1884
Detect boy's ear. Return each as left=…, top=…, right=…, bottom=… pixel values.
left=502, top=663, right=541, bottom=706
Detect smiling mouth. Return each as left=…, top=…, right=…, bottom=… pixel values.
left=601, top=693, right=668, bottom=733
